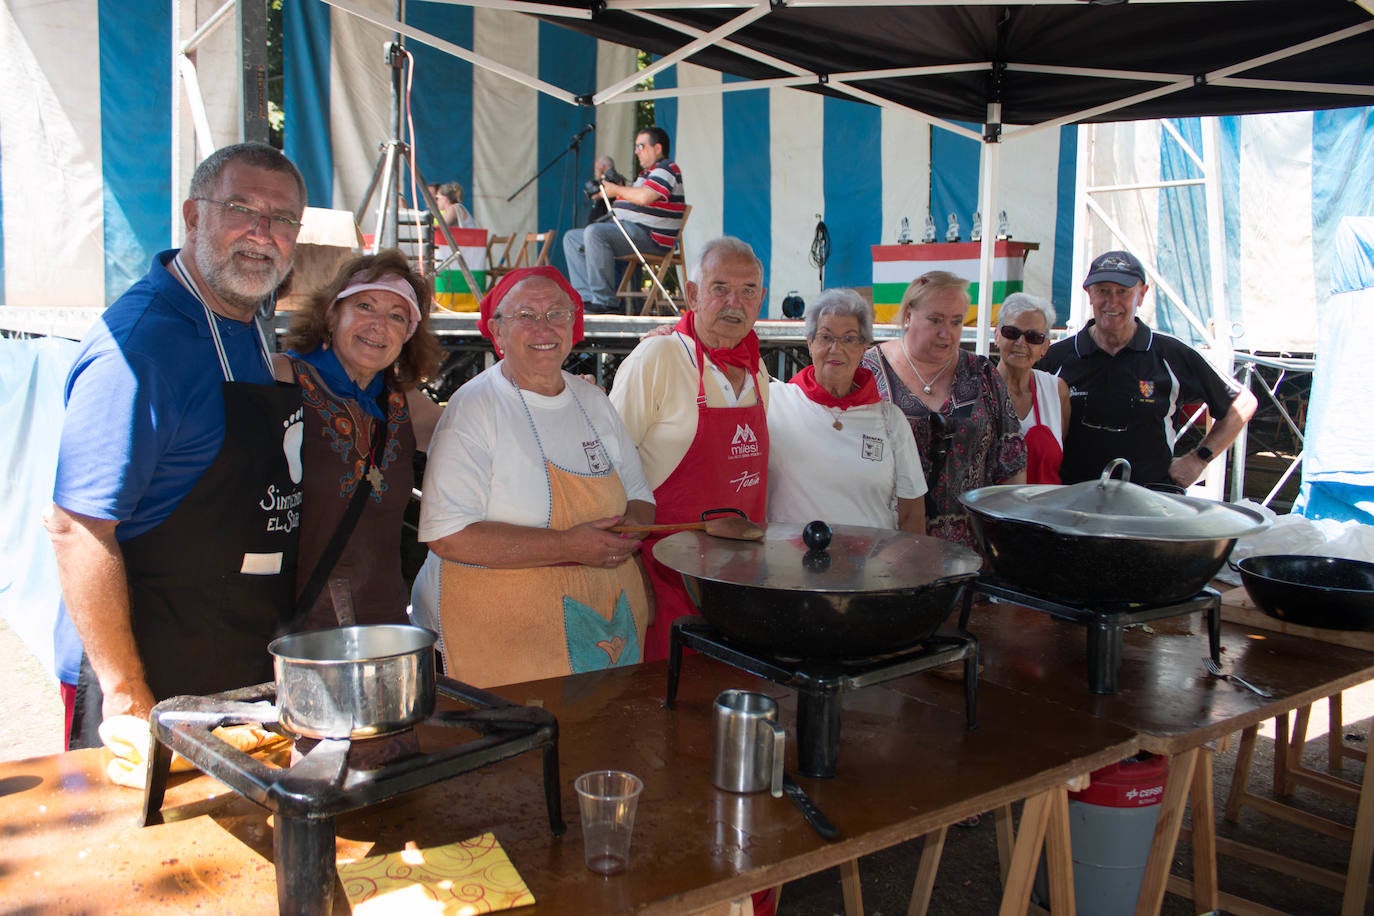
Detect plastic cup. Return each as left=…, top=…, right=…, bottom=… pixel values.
left=574, top=770, right=644, bottom=876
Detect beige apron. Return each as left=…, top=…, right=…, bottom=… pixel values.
left=438, top=462, right=649, bottom=688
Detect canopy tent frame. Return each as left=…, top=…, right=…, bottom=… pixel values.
left=167, top=0, right=1370, bottom=503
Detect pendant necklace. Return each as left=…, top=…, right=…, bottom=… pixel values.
left=829, top=408, right=844, bottom=431
left=343, top=398, right=387, bottom=492
left=900, top=340, right=954, bottom=395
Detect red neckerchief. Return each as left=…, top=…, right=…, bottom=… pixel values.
left=789, top=365, right=880, bottom=409
left=674, top=310, right=760, bottom=372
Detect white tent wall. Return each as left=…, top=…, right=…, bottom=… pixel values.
left=1, top=1, right=106, bottom=308
left=1078, top=110, right=1374, bottom=355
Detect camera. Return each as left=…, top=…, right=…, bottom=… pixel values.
left=583, top=169, right=628, bottom=199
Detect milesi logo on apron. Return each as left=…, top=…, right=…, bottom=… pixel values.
left=728, top=423, right=760, bottom=459
left=728, top=423, right=762, bottom=493
left=261, top=404, right=305, bottom=534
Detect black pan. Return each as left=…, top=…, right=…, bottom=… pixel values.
left=654, top=524, right=983, bottom=658
left=1236, top=554, right=1374, bottom=631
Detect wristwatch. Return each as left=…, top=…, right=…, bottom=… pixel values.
left=1195, top=444, right=1215, bottom=463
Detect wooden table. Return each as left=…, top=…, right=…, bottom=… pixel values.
left=928, top=600, right=1374, bottom=915
left=0, top=656, right=1137, bottom=914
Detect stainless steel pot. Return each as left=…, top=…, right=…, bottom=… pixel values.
left=654, top=523, right=983, bottom=658
left=268, top=625, right=436, bottom=739
left=959, top=458, right=1271, bottom=606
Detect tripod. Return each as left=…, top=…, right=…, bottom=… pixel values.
left=353, top=28, right=479, bottom=296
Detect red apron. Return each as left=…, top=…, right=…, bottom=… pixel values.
left=640, top=337, right=768, bottom=662
left=1024, top=374, right=1064, bottom=485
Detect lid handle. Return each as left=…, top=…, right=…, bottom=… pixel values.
left=1098, top=457, right=1133, bottom=488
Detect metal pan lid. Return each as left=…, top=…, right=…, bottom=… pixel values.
left=959, top=458, right=1271, bottom=541
left=653, top=523, right=982, bottom=593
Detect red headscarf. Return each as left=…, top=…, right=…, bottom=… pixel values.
left=478, top=266, right=585, bottom=353
left=673, top=309, right=761, bottom=373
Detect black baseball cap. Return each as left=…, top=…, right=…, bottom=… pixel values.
left=1083, top=250, right=1146, bottom=288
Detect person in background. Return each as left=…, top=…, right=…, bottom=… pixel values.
left=609, top=236, right=769, bottom=661
left=586, top=155, right=625, bottom=224
left=273, top=248, right=443, bottom=630
left=47, top=142, right=306, bottom=749
left=414, top=267, right=654, bottom=688
left=435, top=181, right=474, bottom=229
left=994, top=292, right=1069, bottom=485
left=1038, top=249, right=1257, bottom=487
left=563, top=127, right=685, bottom=314
left=861, top=271, right=1026, bottom=551
left=767, top=288, right=927, bottom=532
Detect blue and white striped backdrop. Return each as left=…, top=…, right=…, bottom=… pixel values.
left=3, top=0, right=1372, bottom=355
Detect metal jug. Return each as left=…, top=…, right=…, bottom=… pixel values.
left=711, top=690, right=784, bottom=797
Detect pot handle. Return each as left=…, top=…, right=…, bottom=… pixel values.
left=702, top=506, right=748, bottom=523
left=1098, top=457, right=1133, bottom=488
left=768, top=721, right=786, bottom=799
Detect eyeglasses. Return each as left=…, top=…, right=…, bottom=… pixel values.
left=495, top=307, right=576, bottom=327
left=194, top=198, right=302, bottom=236
left=814, top=331, right=867, bottom=349
left=999, top=326, right=1048, bottom=345
left=705, top=282, right=763, bottom=303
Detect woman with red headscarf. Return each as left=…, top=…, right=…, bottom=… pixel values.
left=413, top=267, right=654, bottom=688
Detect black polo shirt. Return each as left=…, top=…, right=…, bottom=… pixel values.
left=1038, top=319, right=1242, bottom=485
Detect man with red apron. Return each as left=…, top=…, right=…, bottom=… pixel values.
left=610, top=236, right=771, bottom=662
left=48, top=144, right=307, bottom=749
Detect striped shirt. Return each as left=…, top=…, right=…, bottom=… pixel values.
left=613, top=158, right=685, bottom=250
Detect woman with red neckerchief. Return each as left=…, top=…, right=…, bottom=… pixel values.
left=609, top=236, right=771, bottom=664
left=767, top=288, right=927, bottom=532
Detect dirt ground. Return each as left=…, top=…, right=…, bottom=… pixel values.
left=3, top=619, right=1370, bottom=914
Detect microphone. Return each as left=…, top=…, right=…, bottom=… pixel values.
left=574, top=123, right=595, bottom=140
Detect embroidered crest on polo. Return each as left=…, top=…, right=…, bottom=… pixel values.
left=1138, top=380, right=1155, bottom=398
left=861, top=435, right=884, bottom=462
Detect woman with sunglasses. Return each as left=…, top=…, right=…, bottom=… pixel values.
left=767, top=288, right=927, bottom=533
left=413, top=267, right=654, bottom=688
left=994, top=293, right=1070, bottom=484
left=861, top=271, right=1026, bottom=550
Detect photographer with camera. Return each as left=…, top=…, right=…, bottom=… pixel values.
left=564, top=127, right=686, bottom=314
left=585, top=156, right=627, bottom=224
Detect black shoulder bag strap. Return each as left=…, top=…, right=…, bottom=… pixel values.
left=289, top=386, right=392, bottom=630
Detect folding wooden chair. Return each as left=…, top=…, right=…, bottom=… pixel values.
left=483, top=232, right=517, bottom=289
left=512, top=230, right=555, bottom=270
left=614, top=206, right=692, bottom=316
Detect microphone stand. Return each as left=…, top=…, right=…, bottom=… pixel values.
left=507, top=124, right=595, bottom=228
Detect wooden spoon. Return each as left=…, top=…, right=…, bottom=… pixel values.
left=609, top=516, right=765, bottom=541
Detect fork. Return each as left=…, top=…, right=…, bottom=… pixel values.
left=1205, top=658, right=1274, bottom=698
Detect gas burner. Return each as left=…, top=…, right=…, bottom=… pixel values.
left=961, top=577, right=1221, bottom=694
left=142, top=676, right=565, bottom=916
left=665, top=616, right=978, bottom=778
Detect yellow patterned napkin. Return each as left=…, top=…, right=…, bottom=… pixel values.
left=338, top=832, right=535, bottom=915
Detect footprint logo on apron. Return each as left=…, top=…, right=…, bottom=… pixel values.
left=282, top=406, right=304, bottom=484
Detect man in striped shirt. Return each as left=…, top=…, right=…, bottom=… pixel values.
left=564, top=126, right=686, bottom=314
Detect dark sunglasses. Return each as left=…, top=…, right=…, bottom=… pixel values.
left=999, top=325, right=1048, bottom=345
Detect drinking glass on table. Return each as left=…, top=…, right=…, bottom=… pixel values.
left=574, top=770, right=644, bottom=875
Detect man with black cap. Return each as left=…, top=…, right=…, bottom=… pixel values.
left=1038, top=249, right=1256, bottom=487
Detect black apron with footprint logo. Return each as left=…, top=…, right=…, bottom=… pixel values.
left=69, top=259, right=302, bottom=750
